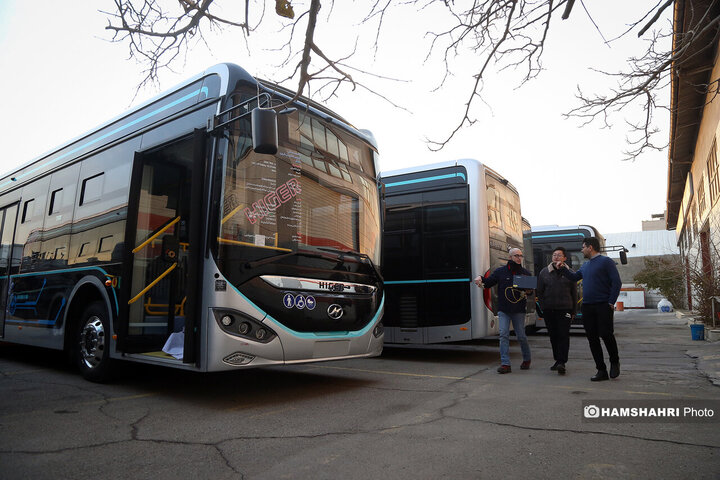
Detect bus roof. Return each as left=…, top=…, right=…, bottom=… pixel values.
left=380, top=158, right=519, bottom=195
left=531, top=225, right=600, bottom=235
left=530, top=225, right=604, bottom=243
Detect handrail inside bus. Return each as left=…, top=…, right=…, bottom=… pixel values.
left=132, top=216, right=181, bottom=254
left=217, top=237, right=292, bottom=252
left=144, top=295, right=187, bottom=316
left=222, top=204, right=245, bottom=224
left=128, top=263, right=177, bottom=305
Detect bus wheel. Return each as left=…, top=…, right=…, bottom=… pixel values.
left=75, top=301, right=113, bottom=382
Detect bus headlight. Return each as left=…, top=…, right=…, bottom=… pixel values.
left=373, top=322, right=384, bottom=338
left=212, top=309, right=276, bottom=344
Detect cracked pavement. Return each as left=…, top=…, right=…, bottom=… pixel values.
left=0, top=309, right=718, bottom=479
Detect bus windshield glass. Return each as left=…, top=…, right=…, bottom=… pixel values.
left=215, top=108, right=381, bottom=277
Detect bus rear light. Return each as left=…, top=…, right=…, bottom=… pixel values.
left=223, top=352, right=255, bottom=366
left=482, top=269, right=493, bottom=311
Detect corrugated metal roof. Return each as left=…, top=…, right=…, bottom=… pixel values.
left=667, top=0, right=720, bottom=229
left=604, top=231, right=679, bottom=258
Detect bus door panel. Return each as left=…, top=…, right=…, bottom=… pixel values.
left=0, top=203, right=19, bottom=337
left=421, top=187, right=471, bottom=327
left=119, top=133, right=204, bottom=361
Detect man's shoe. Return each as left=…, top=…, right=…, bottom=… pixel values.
left=497, top=365, right=512, bottom=374
left=520, top=361, right=531, bottom=370
left=550, top=361, right=560, bottom=371
left=610, top=362, right=620, bottom=379
left=591, top=370, right=609, bottom=382
left=557, top=363, right=566, bottom=375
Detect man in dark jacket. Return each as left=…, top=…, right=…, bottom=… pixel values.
left=474, top=248, right=532, bottom=374
left=536, top=246, right=577, bottom=375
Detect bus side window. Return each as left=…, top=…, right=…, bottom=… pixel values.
left=22, top=199, right=34, bottom=223
left=17, top=178, right=50, bottom=271
left=80, top=173, right=105, bottom=205
left=49, top=189, right=63, bottom=215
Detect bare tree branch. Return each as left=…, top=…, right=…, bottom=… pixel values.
left=638, top=0, right=674, bottom=37
left=101, top=0, right=720, bottom=161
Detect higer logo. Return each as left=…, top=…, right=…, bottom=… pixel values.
left=327, top=304, right=344, bottom=320
left=244, top=178, right=301, bottom=224
left=319, top=282, right=347, bottom=292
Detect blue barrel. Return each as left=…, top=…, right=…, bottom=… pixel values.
left=690, top=323, right=705, bottom=341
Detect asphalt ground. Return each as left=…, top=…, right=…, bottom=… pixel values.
left=0, top=309, right=718, bottom=479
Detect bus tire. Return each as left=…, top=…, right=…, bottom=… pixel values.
left=75, top=301, right=113, bottom=382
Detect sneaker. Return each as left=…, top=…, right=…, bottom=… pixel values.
left=550, top=361, right=560, bottom=371
left=610, top=362, right=620, bottom=379
left=557, top=363, right=566, bottom=375
left=497, top=365, right=512, bottom=374
left=520, top=361, right=531, bottom=370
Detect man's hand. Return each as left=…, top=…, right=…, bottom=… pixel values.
left=473, top=276, right=484, bottom=287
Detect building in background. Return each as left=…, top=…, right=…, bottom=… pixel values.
left=666, top=0, right=720, bottom=314
left=642, top=213, right=667, bottom=232
left=604, top=227, right=680, bottom=308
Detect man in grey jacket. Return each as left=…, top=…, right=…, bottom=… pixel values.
left=536, top=247, right=577, bottom=375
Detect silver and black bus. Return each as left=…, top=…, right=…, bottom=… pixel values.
left=381, top=159, right=535, bottom=344
left=0, top=63, right=384, bottom=381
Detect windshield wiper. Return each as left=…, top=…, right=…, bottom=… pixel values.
left=246, top=250, right=343, bottom=269
left=316, top=247, right=384, bottom=283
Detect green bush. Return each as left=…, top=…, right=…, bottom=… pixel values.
left=633, top=256, right=686, bottom=310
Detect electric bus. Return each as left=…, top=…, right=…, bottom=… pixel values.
left=381, top=159, right=535, bottom=344
left=529, top=225, right=604, bottom=330
left=0, top=63, right=384, bottom=381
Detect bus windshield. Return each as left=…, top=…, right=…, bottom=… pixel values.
left=214, top=109, right=381, bottom=280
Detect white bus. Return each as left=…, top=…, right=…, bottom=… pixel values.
left=381, top=159, right=535, bottom=344
left=0, top=63, right=384, bottom=381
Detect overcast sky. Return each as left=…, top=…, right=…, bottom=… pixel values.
left=0, top=1, right=672, bottom=236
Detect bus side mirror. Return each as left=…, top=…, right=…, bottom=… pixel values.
left=251, top=108, right=278, bottom=155
left=620, top=250, right=628, bottom=265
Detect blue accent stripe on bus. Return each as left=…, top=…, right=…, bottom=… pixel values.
left=385, top=172, right=466, bottom=188
left=384, top=278, right=470, bottom=285
left=227, top=281, right=384, bottom=339
left=531, top=233, right=586, bottom=239
left=10, top=267, right=120, bottom=315
left=7, top=318, right=57, bottom=326
left=1, top=86, right=209, bottom=189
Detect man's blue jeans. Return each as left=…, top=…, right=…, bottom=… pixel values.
left=498, top=311, right=531, bottom=366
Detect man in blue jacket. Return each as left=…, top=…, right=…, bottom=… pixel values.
left=557, top=237, right=622, bottom=381
left=474, top=248, right=532, bottom=374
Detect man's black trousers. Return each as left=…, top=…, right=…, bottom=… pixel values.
left=581, top=303, right=619, bottom=371
left=544, top=309, right=572, bottom=364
